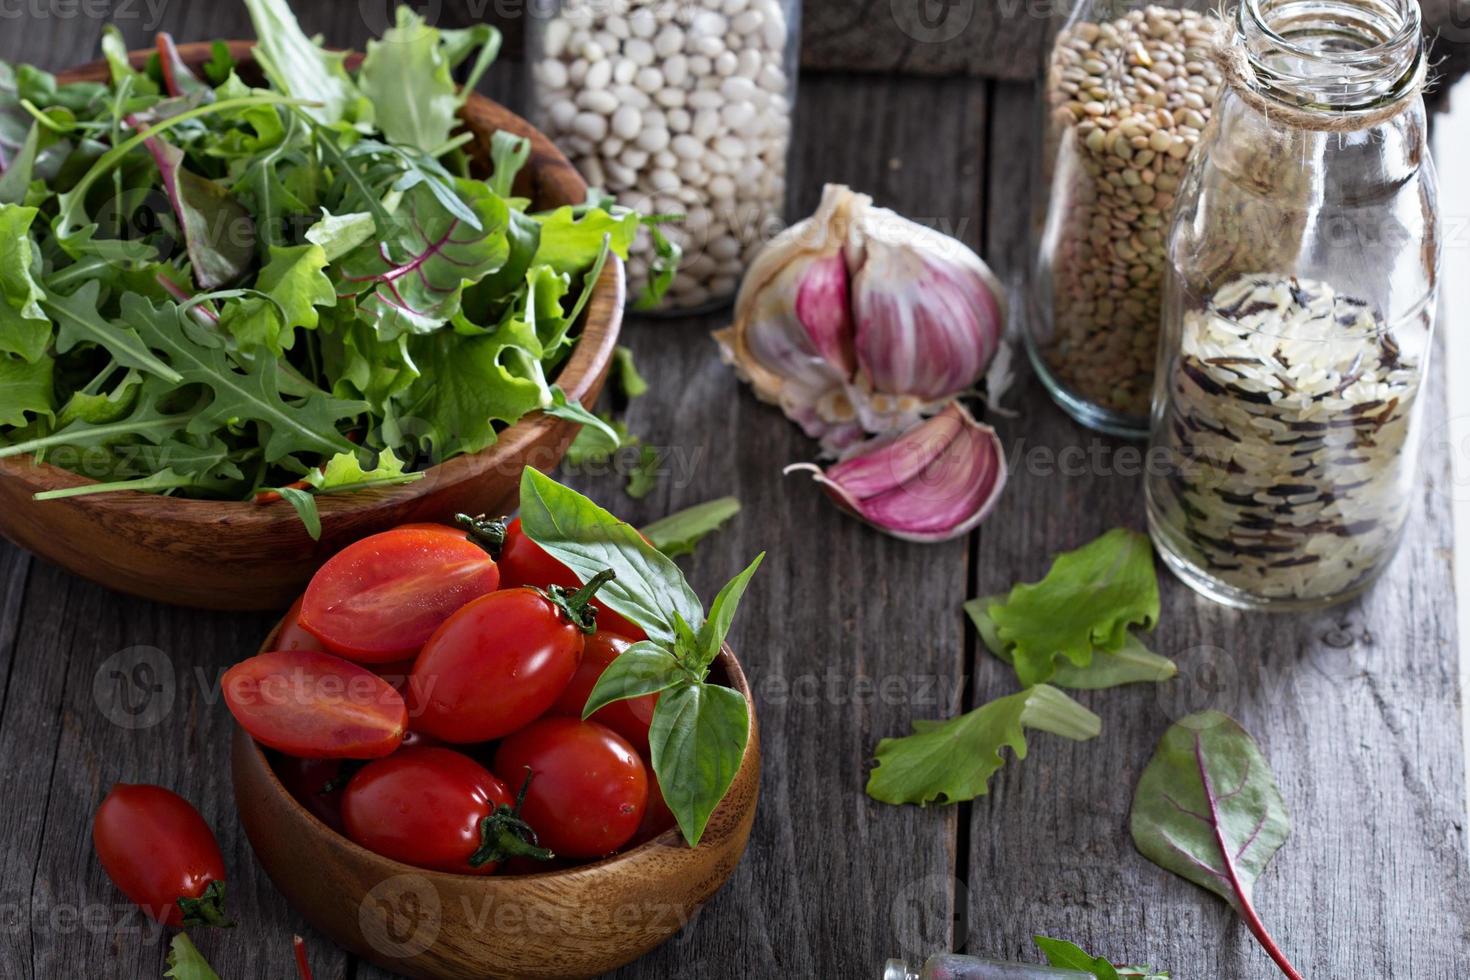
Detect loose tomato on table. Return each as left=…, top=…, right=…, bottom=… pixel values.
left=341, top=747, right=551, bottom=874
left=408, top=570, right=615, bottom=743
left=549, top=631, right=658, bottom=755
left=493, top=717, right=649, bottom=859
left=497, top=517, right=647, bottom=640
left=299, top=528, right=501, bottom=663
left=93, top=784, right=230, bottom=928
left=223, top=650, right=408, bottom=759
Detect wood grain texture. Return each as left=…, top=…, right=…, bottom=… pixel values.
left=964, top=83, right=1470, bottom=977
left=0, top=11, right=1466, bottom=980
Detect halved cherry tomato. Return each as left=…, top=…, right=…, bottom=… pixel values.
left=499, top=518, right=647, bottom=640
left=493, top=718, right=648, bottom=859
left=408, top=572, right=614, bottom=743
left=223, top=650, right=407, bottom=759
left=299, top=528, right=501, bottom=662
left=341, top=747, right=550, bottom=874
left=93, top=784, right=230, bottom=928
left=549, top=631, right=658, bottom=755
left=276, top=596, right=326, bottom=653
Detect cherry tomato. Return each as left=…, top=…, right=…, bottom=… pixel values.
left=275, top=596, right=326, bottom=652
left=493, top=718, right=648, bottom=859
left=370, top=657, right=419, bottom=695
left=223, top=650, right=407, bottom=759
left=93, top=784, right=229, bottom=928
left=631, top=773, right=676, bottom=845
left=341, top=747, right=549, bottom=874
left=549, top=631, right=658, bottom=755
left=300, top=528, right=501, bottom=662
left=499, top=518, right=647, bottom=640
left=408, top=573, right=613, bottom=743
left=275, top=756, right=348, bottom=832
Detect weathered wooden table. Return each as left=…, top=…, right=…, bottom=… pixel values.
left=3, top=5, right=1468, bottom=978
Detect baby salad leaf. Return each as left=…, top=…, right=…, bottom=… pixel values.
left=641, top=496, right=741, bottom=559
left=43, top=280, right=182, bottom=383
left=124, top=294, right=363, bottom=462
left=165, top=933, right=221, bottom=980
left=336, top=179, right=510, bottom=340
left=988, top=529, right=1159, bottom=687
left=966, top=595, right=1176, bottom=690
left=0, top=203, right=50, bottom=362
left=489, top=130, right=530, bottom=198
left=276, top=485, right=320, bottom=539
left=582, top=640, right=685, bottom=718
left=1035, top=937, right=1120, bottom=979
left=0, top=354, right=52, bottom=426
left=650, top=680, right=748, bottom=847
left=243, top=0, right=360, bottom=125
left=221, top=243, right=336, bottom=355
left=626, top=443, right=660, bottom=499
left=1131, top=712, right=1301, bottom=979
left=866, top=685, right=1100, bottom=806
left=533, top=204, right=641, bottom=275
left=358, top=8, right=460, bottom=153
left=136, top=128, right=256, bottom=289
left=305, top=209, right=374, bottom=262
left=543, top=385, right=621, bottom=457
left=519, top=466, right=704, bottom=645
left=612, top=344, right=649, bottom=398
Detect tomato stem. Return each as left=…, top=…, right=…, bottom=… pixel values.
left=454, top=512, right=507, bottom=559
left=176, top=879, right=235, bottom=929
left=469, top=769, right=556, bottom=868
left=544, top=568, right=617, bottom=634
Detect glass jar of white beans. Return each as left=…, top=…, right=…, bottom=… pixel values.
left=527, top=0, right=800, bottom=314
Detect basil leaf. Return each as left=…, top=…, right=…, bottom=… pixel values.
left=519, top=467, right=704, bottom=644
left=641, top=496, right=740, bottom=558
left=582, top=640, right=684, bottom=718
left=1035, top=937, right=1120, bottom=980
left=649, top=680, right=749, bottom=847
left=695, top=553, right=764, bottom=668
left=543, top=385, right=621, bottom=457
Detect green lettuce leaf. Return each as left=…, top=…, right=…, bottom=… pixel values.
left=866, top=685, right=1100, bottom=806
left=0, top=203, right=50, bottom=362
left=533, top=204, right=640, bottom=275
left=357, top=7, right=460, bottom=153
left=165, top=933, right=221, bottom=980
left=0, top=353, right=52, bottom=427
left=988, top=529, right=1160, bottom=686
left=305, top=209, right=374, bottom=261
left=243, top=0, right=360, bottom=125
left=220, top=243, right=335, bottom=355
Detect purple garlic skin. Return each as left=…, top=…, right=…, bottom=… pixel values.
left=786, top=401, right=1007, bottom=542
left=717, top=183, right=1006, bottom=456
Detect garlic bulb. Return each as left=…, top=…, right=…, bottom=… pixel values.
left=785, top=402, right=1007, bottom=543
left=716, top=183, right=1005, bottom=455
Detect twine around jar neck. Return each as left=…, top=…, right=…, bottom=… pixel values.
left=1213, top=0, right=1427, bottom=132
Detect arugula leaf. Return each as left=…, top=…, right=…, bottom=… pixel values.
left=641, top=497, right=740, bottom=559
left=203, top=41, right=236, bottom=87
left=101, top=26, right=159, bottom=97
left=439, top=24, right=501, bottom=100
left=582, top=640, right=685, bottom=718
left=966, top=595, right=1176, bottom=690
left=988, top=529, right=1160, bottom=686
left=0, top=122, right=40, bottom=205
left=124, top=294, right=362, bottom=462
left=43, top=281, right=182, bottom=383
left=650, top=680, right=749, bottom=847
left=489, top=130, right=530, bottom=198
left=866, top=685, right=1100, bottom=806
left=336, top=179, right=510, bottom=339
left=165, top=933, right=221, bottom=980
left=0, top=375, right=188, bottom=460
left=612, top=344, right=648, bottom=398
left=564, top=412, right=628, bottom=467
left=626, top=443, right=660, bottom=499
left=0, top=203, right=50, bottom=362
left=543, top=385, right=621, bottom=456
left=0, top=353, right=52, bottom=426
left=519, top=467, right=704, bottom=644
left=277, top=485, right=321, bottom=539
left=243, top=0, right=360, bottom=125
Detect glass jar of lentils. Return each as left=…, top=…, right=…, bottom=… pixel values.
left=1029, top=1, right=1223, bottom=436
left=1145, top=0, right=1439, bottom=611
left=526, top=0, right=799, bottom=313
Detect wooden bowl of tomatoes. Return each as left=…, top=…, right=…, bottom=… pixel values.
left=229, top=515, right=761, bottom=980
left=0, top=41, right=623, bottom=612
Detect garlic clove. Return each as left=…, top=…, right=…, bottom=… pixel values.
left=850, top=205, right=1006, bottom=422
left=786, top=401, right=1007, bottom=542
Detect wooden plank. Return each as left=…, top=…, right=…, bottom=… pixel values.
left=964, top=81, right=1470, bottom=975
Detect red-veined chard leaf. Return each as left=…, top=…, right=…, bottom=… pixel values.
left=336, top=179, right=509, bottom=340
left=1130, top=711, right=1301, bottom=979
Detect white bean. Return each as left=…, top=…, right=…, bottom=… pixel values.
left=572, top=112, right=608, bottom=142
left=636, top=127, right=671, bottom=152
left=634, top=66, right=664, bottom=93
left=654, top=26, right=684, bottom=57
left=578, top=89, right=618, bottom=115
left=611, top=105, right=643, bottom=140
left=625, top=38, right=655, bottom=67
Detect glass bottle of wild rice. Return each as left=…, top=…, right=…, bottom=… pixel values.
left=1145, top=0, right=1439, bottom=610
left=1028, top=0, right=1224, bottom=437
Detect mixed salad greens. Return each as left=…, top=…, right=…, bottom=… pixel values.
left=0, top=0, right=674, bottom=530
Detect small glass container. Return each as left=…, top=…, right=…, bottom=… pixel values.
left=526, top=0, right=800, bottom=314
left=1028, top=0, right=1225, bottom=436
left=1145, top=0, right=1439, bottom=610
left=884, top=954, right=1093, bottom=979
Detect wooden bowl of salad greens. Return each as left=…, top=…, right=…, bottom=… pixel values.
left=0, top=6, right=660, bottom=610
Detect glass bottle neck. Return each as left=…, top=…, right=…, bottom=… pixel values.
left=1236, top=0, right=1423, bottom=111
